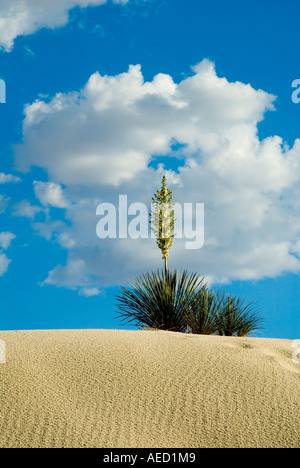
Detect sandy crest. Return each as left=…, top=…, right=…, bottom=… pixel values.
left=0, top=329, right=299, bottom=448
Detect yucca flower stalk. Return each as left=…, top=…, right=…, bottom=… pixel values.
left=150, top=175, right=175, bottom=273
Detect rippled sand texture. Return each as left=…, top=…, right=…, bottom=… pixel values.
left=0, top=329, right=299, bottom=448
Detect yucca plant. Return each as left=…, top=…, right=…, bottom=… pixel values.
left=116, top=269, right=207, bottom=332
left=116, top=175, right=264, bottom=337
left=215, top=293, right=264, bottom=337
left=185, top=289, right=222, bottom=335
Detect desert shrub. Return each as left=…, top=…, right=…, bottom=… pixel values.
left=214, top=293, right=263, bottom=337
left=116, top=271, right=263, bottom=337
left=116, top=269, right=206, bottom=332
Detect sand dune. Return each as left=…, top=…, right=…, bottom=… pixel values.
left=0, top=329, right=299, bottom=448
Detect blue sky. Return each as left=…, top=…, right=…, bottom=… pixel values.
left=0, top=0, right=299, bottom=338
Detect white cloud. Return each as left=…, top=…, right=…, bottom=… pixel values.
left=0, top=194, right=10, bottom=213
left=0, top=253, right=10, bottom=277
left=34, top=181, right=69, bottom=208
left=0, top=232, right=16, bottom=250
left=42, top=259, right=89, bottom=290
left=0, top=0, right=129, bottom=52
left=79, top=287, right=102, bottom=297
left=13, top=199, right=43, bottom=219
left=0, top=232, right=15, bottom=277
left=0, top=173, right=21, bottom=184
left=14, top=60, right=300, bottom=290
left=17, top=61, right=275, bottom=187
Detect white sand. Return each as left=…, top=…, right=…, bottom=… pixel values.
left=0, top=329, right=299, bottom=448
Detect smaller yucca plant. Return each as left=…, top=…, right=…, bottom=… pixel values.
left=215, top=294, right=264, bottom=337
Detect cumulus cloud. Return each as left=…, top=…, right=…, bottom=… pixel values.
left=0, top=0, right=130, bottom=52
left=0, top=173, right=21, bottom=184
left=0, top=232, right=16, bottom=250
left=42, top=259, right=89, bottom=289
left=14, top=60, right=300, bottom=291
left=0, top=195, right=10, bottom=214
left=0, top=232, right=15, bottom=277
left=17, top=61, right=275, bottom=186
left=79, top=287, right=102, bottom=297
left=13, top=200, right=44, bottom=219
left=0, top=253, right=10, bottom=276
left=34, top=181, right=69, bottom=208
